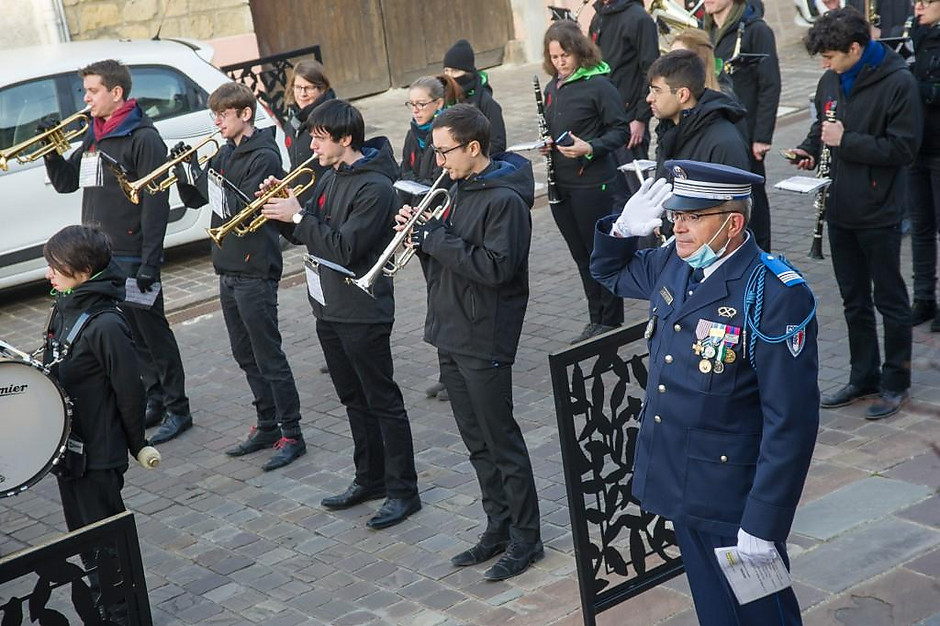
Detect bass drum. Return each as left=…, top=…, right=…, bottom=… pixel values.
left=0, top=358, right=71, bottom=498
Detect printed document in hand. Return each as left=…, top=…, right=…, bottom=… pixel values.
left=123, top=279, right=161, bottom=309
left=774, top=176, right=831, bottom=194
left=714, top=546, right=792, bottom=605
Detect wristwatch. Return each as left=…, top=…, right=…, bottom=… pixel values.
left=291, top=211, right=304, bottom=224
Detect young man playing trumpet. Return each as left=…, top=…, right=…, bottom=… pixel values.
left=398, top=104, right=542, bottom=580
left=174, top=82, right=306, bottom=471
left=262, top=99, right=420, bottom=529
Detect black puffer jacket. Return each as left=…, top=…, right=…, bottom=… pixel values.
left=177, top=127, right=287, bottom=280
left=294, top=137, right=401, bottom=324
left=589, top=0, right=660, bottom=124
left=912, top=20, right=940, bottom=156
left=43, top=262, right=146, bottom=471
left=417, top=153, right=534, bottom=364
left=797, top=46, right=922, bottom=229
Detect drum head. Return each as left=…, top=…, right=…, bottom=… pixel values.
left=0, top=359, right=70, bottom=498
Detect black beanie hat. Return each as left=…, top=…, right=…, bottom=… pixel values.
left=444, top=39, right=476, bottom=73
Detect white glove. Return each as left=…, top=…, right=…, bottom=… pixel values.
left=736, top=528, right=776, bottom=563
left=612, top=177, right=673, bottom=238
left=136, top=446, right=161, bottom=469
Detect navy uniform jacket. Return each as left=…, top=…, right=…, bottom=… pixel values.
left=590, top=216, right=819, bottom=542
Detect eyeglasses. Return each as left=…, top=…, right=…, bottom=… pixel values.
left=665, top=210, right=736, bottom=224
left=648, top=85, right=678, bottom=96
left=914, top=0, right=939, bottom=6
left=209, top=108, right=242, bottom=122
left=405, top=100, right=436, bottom=110
left=433, top=143, right=467, bottom=160
left=293, top=84, right=321, bottom=94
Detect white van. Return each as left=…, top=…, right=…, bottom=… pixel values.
left=0, top=38, right=287, bottom=290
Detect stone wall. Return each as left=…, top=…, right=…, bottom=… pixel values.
left=61, top=0, right=253, bottom=41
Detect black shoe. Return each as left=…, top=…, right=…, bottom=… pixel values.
left=426, top=381, right=445, bottom=398
left=482, top=541, right=544, bottom=581
left=865, top=390, right=909, bottom=420
left=820, top=383, right=880, bottom=409
left=570, top=323, right=597, bottom=345
left=261, top=437, right=307, bottom=471
left=149, top=412, right=193, bottom=445
left=366, top=495, right=422, bottom=530
left=321, top=481, right=387, bottom=510
left=912, top=299, right=937, bottom=326
left=590, top=324, right=618, bottom=338
left=451, top=533, right=509, bottom=567
left=319, top=365, right=330, bottom=374
left=225, top=427, right=280, bottom=457
left=144, top=402, right=165, bottom=429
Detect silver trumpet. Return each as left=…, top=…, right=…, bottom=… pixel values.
left=347, top=170, right=452, bottom=296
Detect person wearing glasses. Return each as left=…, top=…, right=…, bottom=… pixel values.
left=591, top=160, right=818, bottom=626
left=539, top=20, right=630, bottom=344
left=172, top=82, right=307, bottom=471
left=262, top=99, right=420, bottom=530
left=396, top=104, right=542, bottom=581
left=788, top=7, right=921, bottom=419
left=42, top=58, right=193, bottom=444
left=285, top=59, right=336, bottom=204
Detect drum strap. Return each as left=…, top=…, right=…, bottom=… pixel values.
left=47, top=303, right=124, bottom=366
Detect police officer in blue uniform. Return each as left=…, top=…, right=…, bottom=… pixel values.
left=590, top=160, right=819, bottom=625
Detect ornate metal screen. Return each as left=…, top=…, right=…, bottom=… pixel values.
left=0, top=511, right=151, bottom=625
left=221, top=45, right=323, bottom=128
left=549, top=323, right=684, bottom=626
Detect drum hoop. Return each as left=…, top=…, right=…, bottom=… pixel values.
left=0, top=358, right=72, bottom=498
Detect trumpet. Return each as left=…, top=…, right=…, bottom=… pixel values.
left=120, top=131, right=221, bottom=204
left=347, top=170, right=452, bottom=296
left=206, top=154, right=318, bottom=247
left=0, top=107, right=91, bottom=171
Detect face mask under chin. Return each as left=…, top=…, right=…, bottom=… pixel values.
left=682, top=214, right=733, bottom=270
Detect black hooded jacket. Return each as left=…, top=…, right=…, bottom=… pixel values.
left=417, top=153, right=534, bottom=364
left=177, top=126, right=287, bottom=280
left=455, top=72, right=507, bottom=154
left=43, top=262, right=146, bottom=471
left=797, top=46, right=922, bottom=229
left=589, top=0, right=660, bottom=125
left=294, top=137, right=401, bottom=324
left=654, top=88, right=750, bottom=178
left=705, top=2, right=781, bottom=145
left=912, top=20, right=940, bottom=156
left=45, top=104, right=170, bottom=269
left=284, top=88, right=337, bottom=206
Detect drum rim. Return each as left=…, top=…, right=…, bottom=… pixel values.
left=0, top=358, right=71, bottom=498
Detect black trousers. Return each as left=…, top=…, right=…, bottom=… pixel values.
left=439, top=351, right=540, bottom=543
left=219, top=275, right=302, bottom=438
left=828, top=222, right=912, bottom=392
left=909, top=155, right=940, bottom=302
left=317, top=319, right=417, bottom=499
left=115, top=260, right=190, bottom=416
left=551, top=185, right=624, bottom=327
left=748, top=154, right=772, bottom=252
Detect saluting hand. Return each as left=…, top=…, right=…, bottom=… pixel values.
left=821, top=120, right=844, bottom=148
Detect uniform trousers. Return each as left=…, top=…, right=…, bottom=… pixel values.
left=114, top=259, right=190, bottom=416
left=219, top=275, right=302, bottom=439
left=438, top=351, right=540, bottom=543
left=748, top=154, right=772, bottom=252
left=827, top=222, right=912, bottom=392
left=551, top=185, right=625, bottom=328
left=673, top=523, right=802, bottom=626
left=908, top=155, right=940, bottom=302
left=316, top=319, right=418, bottom=499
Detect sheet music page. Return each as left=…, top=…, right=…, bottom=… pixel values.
left=774, top=176, right=831, bottom=194
left=714, top=546, right=792, bottom=605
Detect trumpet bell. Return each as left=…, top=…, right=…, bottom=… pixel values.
left=0, top=107, right=90, bottom=171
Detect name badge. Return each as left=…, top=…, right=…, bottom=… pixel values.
left=79, top=151, right=102, bottom=188
left=208, top=169, right=229, bottom=219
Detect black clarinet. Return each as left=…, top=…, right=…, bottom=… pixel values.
left=533, top=75, right=561, bottom=205
left=809, top=100, right=837, bottom=260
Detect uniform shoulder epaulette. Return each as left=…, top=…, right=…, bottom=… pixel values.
left=760, top=253, right=805, bottom=287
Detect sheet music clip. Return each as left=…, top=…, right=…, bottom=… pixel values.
left=725, top=53, right=769, bottom=73
left=548, top=6, right=573, bottom=20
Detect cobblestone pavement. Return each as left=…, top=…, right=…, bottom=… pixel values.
left=1, top=43, right=938, bottom=625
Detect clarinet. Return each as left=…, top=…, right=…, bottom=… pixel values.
left=809, top=100, right=837, bottom=260
left=533, top=75, right=561, bottom=205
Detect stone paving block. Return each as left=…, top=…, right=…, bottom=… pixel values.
left=917, top=611, right=940, bottom=626
left=792, top=518, right=940, bottom=592
left=898, top=495, right=940, bottom=530
left=791, top=476, right=933, bottom=540
left=886, top=451, right=940, bottom=489
left=907, top=547, right=940, bottom=579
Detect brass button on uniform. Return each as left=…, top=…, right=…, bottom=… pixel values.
left=673, top=323, right=682, bottom=332
left=664, top=355, right=673, bottom=364
left=720, top=455, right=728, bottom=463
left=658, top=384, right=666, bottom=393
left=654, top=415, right=662, bottom=423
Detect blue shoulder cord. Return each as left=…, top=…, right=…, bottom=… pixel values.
left=742, top=263, right=817, bottom=369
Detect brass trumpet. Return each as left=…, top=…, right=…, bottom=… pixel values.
left=0, top=106, right=91, bottom=171
left=206, top=154, right=318, bottom=247
left=649, top=0, right=699, bottom=53
left=347, top=170, right=452, bottom=296
left=121, top=130, right=221, bottom=204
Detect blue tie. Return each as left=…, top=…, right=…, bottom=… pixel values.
left=688, top=268, right=705, bottom=294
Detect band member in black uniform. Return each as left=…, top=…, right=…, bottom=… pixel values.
left=539, top=20, right=630, bottom=343
left=43, top=225, right=160, bottom=623
left=907, top=0, right=940, bottom=329
left=42, top=59, right=193, bottom=444
left=703, top=0, right=781, bottom=250
left=789, top=7, right=921, bottom=418
left=399, top=104, right=542, bottom=581
left=173, top=83, right=306, bottom=470
left=285, top=59, right=336, bottom=205
left=262, top=99, right=420, bottom=529
left=443, top=39, right=508, bottom=154
left=588, top=0, right=660, bottom=166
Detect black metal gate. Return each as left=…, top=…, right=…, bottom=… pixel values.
left=549, top=323, right=684, bottom=626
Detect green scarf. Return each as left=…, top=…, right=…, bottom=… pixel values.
left=705, top=1, right=746, bottom=47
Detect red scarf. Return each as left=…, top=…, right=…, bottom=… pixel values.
left=93, top=99, right=137, bottom=142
